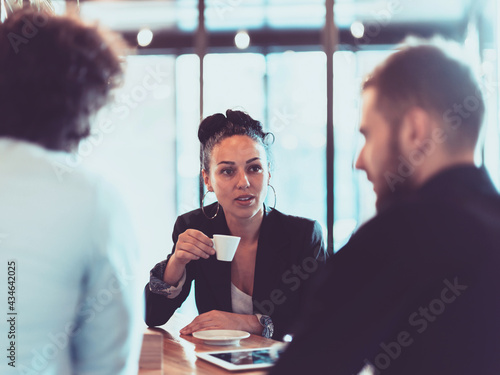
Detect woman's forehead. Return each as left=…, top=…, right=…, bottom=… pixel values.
left=211, top=135, right=267, bottom=162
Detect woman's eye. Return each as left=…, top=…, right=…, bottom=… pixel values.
left=249, top=165, right=263, bottom=173
left=221, top=169, right=234, bottom=175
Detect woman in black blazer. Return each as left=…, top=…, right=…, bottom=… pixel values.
left=145, top=110, right=326, bottom=340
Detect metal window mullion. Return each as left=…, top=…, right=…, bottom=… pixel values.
left=324, top=0, right=337, bottom=255
left=197, top=0, right=207, bottom=207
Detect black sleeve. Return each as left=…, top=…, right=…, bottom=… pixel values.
left=144, top=215, right=196, bottom=327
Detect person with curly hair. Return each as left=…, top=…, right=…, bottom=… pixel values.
left=144, top=109, right=328, bottom=340
left=0, top=8, right=142, bottom=375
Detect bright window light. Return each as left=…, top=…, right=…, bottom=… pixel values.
left=137, top=28, right=153, bottom=47
left=234, top=31, right=250, bottom=49
left=350, top=21, right=364, bottom=39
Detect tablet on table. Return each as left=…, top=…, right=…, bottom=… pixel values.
left=196, top=346, right=283, bottom=371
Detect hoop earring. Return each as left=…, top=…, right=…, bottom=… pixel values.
left=201, top=191, right=219, bottom=220
left=266, top=184, right=276, bottom=212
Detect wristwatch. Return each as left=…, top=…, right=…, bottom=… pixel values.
left=255, top=314, right=274, bottom=338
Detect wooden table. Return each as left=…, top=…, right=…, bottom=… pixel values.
left=139, top=313, right=281, bottom=375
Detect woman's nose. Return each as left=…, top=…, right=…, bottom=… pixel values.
left=236, top=171, right=250, bottom=189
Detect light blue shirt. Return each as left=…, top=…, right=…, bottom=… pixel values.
left=0, top=139, right=143, bottom=375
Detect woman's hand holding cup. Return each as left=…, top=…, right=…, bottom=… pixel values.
left=173, top=229, right=216, bottom=265
left=164, top=229, right=215, bottom=285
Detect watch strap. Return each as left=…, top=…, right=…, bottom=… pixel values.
left=254, top=313, right=274, bottom=338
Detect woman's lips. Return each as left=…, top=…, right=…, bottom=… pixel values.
left=235, top=195, right=255, bottom=206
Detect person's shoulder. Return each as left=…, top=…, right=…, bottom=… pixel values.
left=266, top=209, right=323, bottom=244
left=175, top=202, right=221, bottom=229
left=353, top=199, right=421, bottom=238
left=177, top=205, right=208, bottom=222
left=267, top=208, right=318, bottom=229
left=0, top=138, right=118, bottom=201
left=343, top=193, right=466, bottom=265
left=342, top=199, right=425, bottom=256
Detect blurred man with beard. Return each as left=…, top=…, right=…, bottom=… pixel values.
left=270, top=41, right=500, bottom=375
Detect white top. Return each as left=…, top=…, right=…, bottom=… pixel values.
left=165, top=271, right=254, bottom=314
left=0, top=138, right=143, bottom=375
left=230, top=283, right=253, bottom=315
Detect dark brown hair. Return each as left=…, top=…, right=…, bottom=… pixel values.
left=198, top=109, right=274, bottom=172
left=363, top=43, right=484, bottom=152
left=0, top=9, right=128, bottom=151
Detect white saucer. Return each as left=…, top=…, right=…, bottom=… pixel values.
left=192, top=330, right=250, bottom=345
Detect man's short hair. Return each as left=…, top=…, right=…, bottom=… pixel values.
left=0, top=9, right=128, bottom=151
left=363, top=40, right=485, bottom=152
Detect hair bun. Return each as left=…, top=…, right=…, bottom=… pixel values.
left=225, top=109, right=265, bottom=138
left=198, top=109, right=274, bottom=172
left=198, top=113, right=228, bottom=145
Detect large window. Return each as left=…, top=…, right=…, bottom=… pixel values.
left=176, top=51, right=328, bottom=231
left=50, top=0, right=499, bottom=315
left=82, top=50, right=327, bottom=306
left=81, top=55, right=178, bottom=287
left=480, top=0, right=500, bottom=189
left=267, top=51, right=327, bottom=227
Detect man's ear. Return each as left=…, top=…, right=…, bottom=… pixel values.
left=399, top=107, right=433, bottom=155
left=201, top=169, right=213, bottom=191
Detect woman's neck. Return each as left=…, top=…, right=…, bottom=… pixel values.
left=225, top=209, right=264, bottom=244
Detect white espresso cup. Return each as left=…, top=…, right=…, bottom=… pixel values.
left=212, top=234, right=241, bottom=262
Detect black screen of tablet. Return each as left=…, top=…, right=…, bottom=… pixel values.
left=210, top=349, right=279, bottom=366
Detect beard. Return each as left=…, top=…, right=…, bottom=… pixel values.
left=375, top=130, right=417, bottom=212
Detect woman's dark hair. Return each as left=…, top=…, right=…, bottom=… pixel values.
left=198, top=110, right=274, bottom=172
left=0, top=9, right=128, bottom=151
